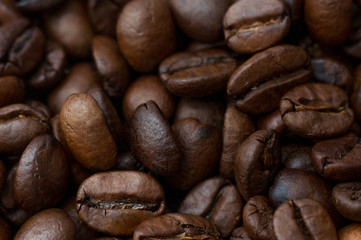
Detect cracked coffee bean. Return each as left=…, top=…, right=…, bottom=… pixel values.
left=76, top=171, right=166, bottom=236
left=332, top=182, right=361, bottom=222
left=273, top=198, right=337, bottom=240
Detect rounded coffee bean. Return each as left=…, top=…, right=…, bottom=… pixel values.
left=122, top=75, right=175, bottom=122
left=133, top=213, right=220, bottom=240
left=167, top=118, right=221, bottom=189
left=0, top=216, right=11, bottom=240
left=227, top=45, right=310, bottom=114
left=304, top=0, right=352, bottom=45
left=13, top=134, right=69, bottom=213
left=332, top=182, right=361, bottom=222
left=280, top=83, right=354, bottom=139
left=130, top=100, right=182, bottom=176
left=223, top=0, right=291, bottom=54
left=60, top=93, right=118, bottom=171
left=230, top=227, right=253, bottom=240
left=116, top=0, right=176, bottom=72
left=311, top=134, right=361, bottom=181
left=234, top=129, right=282, bottom=200
left=338, top=223, right=361, bottom=240
left=76, top=171, right=166, bottom=236
left=159, top=49, right=237, bottom=97
left=0, top=160, right=6, bottom=194
left=273, top=198, right=337, bottom=240
left=14, top=208, right=76, bottom=240
left=0, top=76, right=25, bottom=108
left=243, top=196, right=275, bottom=240
left=178, top=176, right=243, bottom=238
left=220, top=104, right=255, bottom=179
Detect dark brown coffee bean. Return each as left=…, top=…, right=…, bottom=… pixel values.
left=0, top=160, right=5, bottom=194
left=0, top=104, right=49, bottom=156
left=0, top=76, right=25, bottom=108
left=174, top=97, right=225, bottom=130
left=169, top=0, right=233, bottom=42
left=88, top=0, right=128, bottom=36
left=332, top=182, right=361, bottom=222
left=48, top=62, right=100, bottom=114
left=227, top=45, right=310, bottom=114
left=304, top=0, right=352, bottom=45
left=0, top=216, right=11, bottom=240
left=13, top=134, right=69, bottom=213
left=178, top=176, right=243, bottom=238
left=284, top=144, right=314, bottom=172
left=27, top=41, right=66, bottom=90
left=122, top=75, right=175, bottom=122
left=43, top=0, right=93, bottom=59
left=116, top=0, right=176, bottom=72
left=0, top=18, right=45, bottom=77
left=230, top=227, right=253, bottom=240
left=60, top=93, right=118, bottom=171
left=351, top=64, right=361, bottom=120
left=220, top=104, right=255, bottom=180
left=257, top=110, right=287, bottom=134
left=130, top=100, right=182, bottom=176
left=280, top=83, right=354, bottom=139
left=159, top=49, right=237, bottom=97
left=223, top=0, right=291, bottom=54
left=234, top=129, right=282, bottom=201
left=269, top=168, right=341, bottom=226
left=338, top=223, right=361, bottom=240
left=273, top=198, right=337, bottom=240
left=133, top=213, right=220, bottom=240
left=243, top=196, right=276, bottom=240
left=76, top=171, right=166, bottom=236
left=311, top=134, right=361, bottom=181
left=14, top=208, right=76, bottom=240
left=92, top=35, right=130, bottom=99
left=15, top=0, right=65, bottom=12
left=167, top=118, right=221, bottom=190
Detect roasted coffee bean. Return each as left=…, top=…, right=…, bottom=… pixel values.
left=48, top=62, right=100, bottom=113
left=13, top=134, right=69, bottom=213
left=92, top=35, right=130, bottom=99
left=122, top=75, right=175, bottom=122
left=0, top=18, right=45, bottom=77
left=220, top=104, right=255, bottom=179
left=15, top=0, right=65, bottom=12
left=0, top=104, right=49, bottom=156
left=60, top=93, right=118, bottom=171
left=43, top=0, right=93, bottom=59
left=273, top=198, right=337, bottom=240
left=280, top=83, right=354, bottom=139
left=223, top=0, right=291, bottom=54
left=0, top=216, right=11, bottom=240
left=133, top=213, right=220, bottom=240
left=234, top=129, right=282, bottom=200
left=243, top=196, right=275, bottom=240
left=27, top=41, right=66, bottom=90
left=230, top=227, right=253, bottom=240
left=159, top=49, right=237, bottom=97
left=227, top=45, right=310, bottom=114
left=304, top=0, right=352, bottom=45
left=178, top=176, right=243, bottom=238
left=167, top=118, right=221, bottom=189
left=332, top=182, right=361, bottom=222
left=116, top=0, right=176, bottom=72
left=311, top=134, right=361, bottom=181
left=257, top=110, right=287, bottom=134
left=169, top=0, right=232, bottom=42
left=0, top=76, right=25, bottom=108
left=0, top=160, right=5, bottom=194
left=130, top=100, right=182, bottom=176
left=269, top=168, right=341, bottom=226
left=338, top=223, right=361, bottom=240
left=284, top=144, right=314, bottom=172
left=76, top=171, right=166, bottom=236
left=14, top=208, right=76, bottom=240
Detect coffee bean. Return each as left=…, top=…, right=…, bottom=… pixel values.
left=332, top=182, right=361, bottom=222
left=0, top=76, right=25, bottom=108
left=76, top=171, right=166, bottom=236
left=234, top=129, right=282, bottom=200
left=230, top=227, right=253, bottom=240
left=338, top=223, right=361, bottom=240
left=284, top=144, right=314, bottom=172
left=227, top=45, right=310, bottom=114
left=280, top=83, right=354, bottom=139
left=133, top=213, right=220, bottom=240
left=273, top=198, right=337, bottom=240
left=159, top=49, right=237, bottom=97
left=223, top=0, right=291, bottom=54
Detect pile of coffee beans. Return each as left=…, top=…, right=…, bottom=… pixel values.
left=0, top=0, right=361, bottom=239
